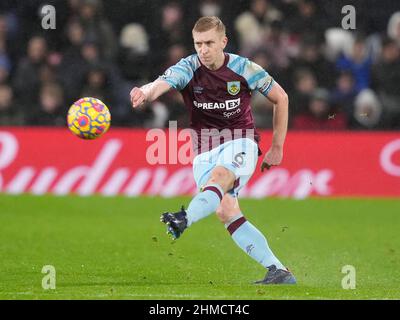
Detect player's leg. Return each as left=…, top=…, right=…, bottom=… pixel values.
left=161, top=142, right=236, bottom=240
left=185, top=165, right=235, bottom=226
left=216, top=194, right=296, bottom=284
left=183, top=137, right=259, bottom=228
left=161, top=137, right=252, bottom=239
left=161, top=138, right=254, bottom=239
left=216, top=194, right=285, bottom=269
left=161, top=165, right=235, bottom=239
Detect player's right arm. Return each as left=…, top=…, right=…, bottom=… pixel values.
left=130, top=79, right=172, bottom=108
left=130, top=55, right=196, bottom=109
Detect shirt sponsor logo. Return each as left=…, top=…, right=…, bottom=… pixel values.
left=225, top=98, right=240, bottom=110
left=193, top=98, right=240, bottom=110
left=223, top=108, right=241, bottom=118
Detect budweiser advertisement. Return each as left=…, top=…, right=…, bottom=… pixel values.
left=0, top=127, right=399, bottom=198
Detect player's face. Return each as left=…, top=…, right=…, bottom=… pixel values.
left=193, top=28, right=227, bottom=69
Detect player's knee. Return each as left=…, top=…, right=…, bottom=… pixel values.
left=208, top=166, right=235, bottom=192
left=210, top=166, right=228, bottom=181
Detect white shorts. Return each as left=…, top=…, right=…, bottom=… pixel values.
left=192, top=138, right=259, bottom=197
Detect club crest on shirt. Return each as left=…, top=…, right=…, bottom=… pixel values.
left=227, top=81, right=240, bottom=96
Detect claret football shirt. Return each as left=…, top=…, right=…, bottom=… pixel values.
left=160, top=53, right=275, bottom=155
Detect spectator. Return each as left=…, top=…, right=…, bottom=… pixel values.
left=156, top=43, right=188, bottom=79
left=60, top=38, right=126, bottom=124
left=58, top=19, right=86, bottom=92
left=292, top=88, right=347, bottom=130
left=249, top=20, right=298, bottom=70
left=118, top=23, right=150, bottom=81
left=387, top=11, right=400, bottom=46
left=287, top=0, right=327, bottom=43
left=336, top=34, right=373, bottom=93
left=160, top=2, right=187, bottom=44
left=60, top=38, right=123, bottom=103
left=234, top=0, right=282, bottom=54
left=28, top=82, right=66, bottom=126
left=353, top=89, right=382, bottom=130
left=78, top=0, right=118, bottom=61
left=290, top=35, right=336, bottom=89
left=13, top=35, right=48, bottom=106
left=0, top=14, right=9, bottom=58
left=39, top=63, right=59, bottom=85
left=80, top=66, right=114, bottom=107
left=290, top=68, right=317, bottom=119
left=0, top=13, right=18, bottom=66
left=198, top=0, right=222, bottom=17
left=372, top=37, right=400, bottom=129
left=64, top=18, right=86, bottom=50
left=67, top=0, right=83, bottom=18
left=330, top=70, right=357, bottom=122
left=149, top=1, right=190, bottom=72
left=324, top=28, right=354, bottom=62
left=0, top=84, right=24, bottom=125
left=0, top=54, right=11, bottom=84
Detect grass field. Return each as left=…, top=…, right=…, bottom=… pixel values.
left=0, top=194, right=399, bottom=300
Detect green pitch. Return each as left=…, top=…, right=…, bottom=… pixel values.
left=0, top=194, right=399, bottom=300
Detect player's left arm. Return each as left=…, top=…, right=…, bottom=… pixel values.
left=261, top=81, right=289, bottom=172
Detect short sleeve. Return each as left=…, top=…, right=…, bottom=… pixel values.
left=245, top=60, right=275, bottom=97
left=159, top=56, right=197, bottom=91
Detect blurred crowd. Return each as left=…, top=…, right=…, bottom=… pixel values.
left=0, top=0, right=400, bottom=130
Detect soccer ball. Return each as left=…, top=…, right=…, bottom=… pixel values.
left=67, top=97, right=111, bottom=139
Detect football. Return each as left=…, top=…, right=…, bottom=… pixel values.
left=67, top=97, right=111, bottom=139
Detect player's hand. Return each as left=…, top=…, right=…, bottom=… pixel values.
left=130, top=87, right=147, bottom=108
left=261, top=145, right=283, bottom=172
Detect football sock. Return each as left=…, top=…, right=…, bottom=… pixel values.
left=226, top=214, right=285, bottom=270
left=186, top=184, right=224, bottom=226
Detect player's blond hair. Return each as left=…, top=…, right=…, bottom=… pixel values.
left=192, top=16, right=226, bottom=35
